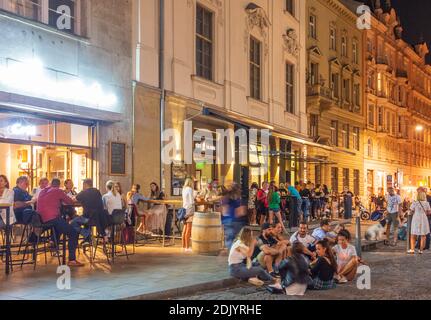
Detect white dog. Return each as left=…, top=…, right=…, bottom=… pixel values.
left=365, top=220, right=387, bottom=241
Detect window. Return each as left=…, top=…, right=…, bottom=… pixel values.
left=353, top=127, right=360, bottom=151
left=367, top=38, right=373, bottom=53
left=367, top=138, right=373, bottom=157
left=250, top=37, right=262, bottom=100
left=341, top=36, right=347, bottom=57
left=309, top=15, right=316, bottom=39
left=310, top=63, right=319, bottom=85
left=330, top=120, right=339, bottom=146
left=309, top=114, right=318, bottom=138
left=1, top=0, right=83, bottom=35
left=343, top=79, right=350, bottom=102
left=353, top=83, right=360, bottom=106
left=353, top=170, right=360, bottom=196
left=377, top=72, right=382, bottom=93
left=330, top=27, right=336, bottom=50
left=342, top=124, right=349, bottom=149
left=331, top=167, right=339, bottom=193
left=286, top=63, right=295, bottom=113
left=196, top=5, right=213, bottom=80
left=286, top=0, right=294, bottom=15
left=378, top=106, right=384, bottom=127
left=331, top=73, right=339, bottom=98
left=343, top=168, right=349, bottom=189
left=368, top=105, right=375, bottom=126
left=353, top=41, right=359, bottom=64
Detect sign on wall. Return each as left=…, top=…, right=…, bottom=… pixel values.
left=109, top=142, right=126, bottom=176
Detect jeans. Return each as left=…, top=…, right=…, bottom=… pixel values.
left=47, top=217, right=79, bottom=261
left=229, top=263, right=272, bottom=281
left=301, top=198, right=310, bottom=220
left=70, top=216, right=91, bottom=241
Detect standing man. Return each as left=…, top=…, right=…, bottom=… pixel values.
left=287, top=182, right=302, bottom=228
left=342, top=186, right=354, bottom=220
left=385, top=187, right=402, bottom=246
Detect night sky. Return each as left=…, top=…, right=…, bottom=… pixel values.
left=389, top=0, right=431, bottom=64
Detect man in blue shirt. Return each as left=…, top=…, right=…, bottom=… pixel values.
left=13, top=176, right=34, bottom=224
left=312, top=219, right=336, bottom=244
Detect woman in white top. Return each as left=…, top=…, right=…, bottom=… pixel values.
left=408, top=191, right=431, bottom=254
left=102, top=180, right=123, bottom=215
left=333, top=229, right=359, bottom=283
left=0, top=175, right=16, bottom=229
left=182, top=178, right=195, bottom=252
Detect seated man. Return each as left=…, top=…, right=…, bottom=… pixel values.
left=312, top=219, right=336, bottom=245
left=289, top=221, right=317, bottom=262
left=37, top=178, right=84, bottom=267
left=32, top=178, right=49, bottom=209
left=13, top=176, right=34, bottom=224
left=251, top=223, right=285, bottom=278
left=75, top=179, right=110, bottom=243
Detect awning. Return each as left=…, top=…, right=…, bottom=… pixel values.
left=202, top=106, right=354, bottom=156
left=0, top=91, right=123, bottom=125
left=269, top=150, right=337, bottom=165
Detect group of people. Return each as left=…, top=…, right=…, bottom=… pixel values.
left=228, top=219, right=361, bottom=295
left=0, top=175, right=167, bottom=267
left=248, top=181, right=355, bottom=229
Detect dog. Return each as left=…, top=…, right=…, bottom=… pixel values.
left=365, top=219, right=387, bottom=241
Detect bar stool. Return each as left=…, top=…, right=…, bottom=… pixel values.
left=20, top=214, right=61, bottom=270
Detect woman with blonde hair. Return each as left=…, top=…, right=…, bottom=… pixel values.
left=182, top=178, right=195, bottom=252
left=408, top=191, right=431, bottom=254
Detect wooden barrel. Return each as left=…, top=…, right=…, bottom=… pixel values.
left=191, top=211, right=223, bottom=256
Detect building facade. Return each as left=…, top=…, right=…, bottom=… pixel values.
left=0, top=0, right=133, bottom=190
left=305, top=0, right=365, bottom=197
left=363, top=0, right=431, bottom=200
left=133, top=0, right=313, bottom=196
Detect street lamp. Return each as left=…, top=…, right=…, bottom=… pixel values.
left=415, top=125, right=424, bottom=132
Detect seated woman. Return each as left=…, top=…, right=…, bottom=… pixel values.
left=309, top=239, right=337, bottom=290
left=278, top=241, right=310, bottom=296
left=142, top=182, right=167, bottom=235
left=0, top=175, right=16, bottom=230
left=333, top=229, right=360, bottom=283
left=229, top=227, right=280, bottom=287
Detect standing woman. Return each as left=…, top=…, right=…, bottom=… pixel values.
left=408, top=191, right=431, bottom=254
left=342, top=187, right=354, bottom=220
left=0, top=175, right=16, bottom=230
left=248, top=183, right=259, bottom=226
left=182, top=178, right=195, bottom=253
left=268, top=185, right=285, bottom=232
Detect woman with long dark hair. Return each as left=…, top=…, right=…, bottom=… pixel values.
left=0, top=175, right=16, bottom=229
left=308, top=239, right=337, bottom=290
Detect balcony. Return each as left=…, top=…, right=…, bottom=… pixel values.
left=306, top=84, right=335, bottom=112
left=376, top=55, right=389, bottom=66
left=396, top=69, right=408, bottom=79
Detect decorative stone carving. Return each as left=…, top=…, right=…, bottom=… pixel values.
left=244, top=3, right=271, bottom=56
left=283, top=29, right=299, bottom=57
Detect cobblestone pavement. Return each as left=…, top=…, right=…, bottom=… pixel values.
left=178, top=243, right=431, bottom=300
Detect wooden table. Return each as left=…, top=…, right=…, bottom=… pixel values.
left=0, top=204, right=13, bottom=275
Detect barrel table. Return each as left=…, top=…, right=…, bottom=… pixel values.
left=191, top=211, right=223, bottom=256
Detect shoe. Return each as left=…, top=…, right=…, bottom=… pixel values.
left=338, top=276, right=348, bottom=284
left=270, top=271, right=281, bottom=278
left=419, top=250, right=423, bottom=254
left=334, top=274, right=341, bottom=281
left=185, top=248, right=193, bottom=253
left=68, top=260, right=85, bottom=267
left=248, top=277, right=264, bottom=287
left=268, top=282, right=283, bottom=290
left=81, top=241, right=90, bottom=248
left=407, top=249, right=415, bottom=254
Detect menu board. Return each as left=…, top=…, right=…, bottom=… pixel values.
left=171, top=161, right=188, bottom=196
left=109, top=142, right=126, bottom=176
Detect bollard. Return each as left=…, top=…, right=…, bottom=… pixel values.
left=355, top=215, right=362, bottom=258
left=406, top=213, right=413, bottom=251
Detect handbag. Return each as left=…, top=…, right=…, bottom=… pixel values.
left=176, top=208, right=187, bottom=222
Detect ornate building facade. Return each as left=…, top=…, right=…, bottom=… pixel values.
left=305, top=0, right=365, bottom=197
left=132, top=0, right=314, bottom=196
left=363, top=0, right=431, bottom=200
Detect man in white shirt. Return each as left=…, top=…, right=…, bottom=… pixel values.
left=385, top=187, right=402, bottom=246
left=289, top=222, right=316, bottom=261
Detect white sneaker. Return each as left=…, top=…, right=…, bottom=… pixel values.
left=407, top=249, right=415, bottom=254
left=268, top=282, right=283, bottom=290
left=338, top=276, right=348, bottom=284
left=248, top=277, right=264, bottom=287
left=185, top=248, right=193, bottom=253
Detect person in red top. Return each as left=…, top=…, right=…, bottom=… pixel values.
left=256, top=181, right=269, bottom=225
left=37, top=178, right=84, bottom=267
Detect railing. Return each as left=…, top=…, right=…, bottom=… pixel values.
left=396, top=69, right=408, bottom=78
left=376, top=55, right=389, bottom=65
left=307, top=84, right=333, bottom=100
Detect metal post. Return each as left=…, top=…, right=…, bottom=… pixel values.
left=406, top=213, right=413, bottom=251
left=355, top=215, right=362, bottom=258
left=5, top=207, right=10, bottom=275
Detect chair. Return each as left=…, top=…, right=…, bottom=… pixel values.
left=20, top=214, right=61, bottom=270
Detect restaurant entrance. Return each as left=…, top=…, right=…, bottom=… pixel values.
left=0, top=112, right=94, bottom=191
